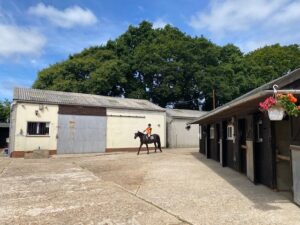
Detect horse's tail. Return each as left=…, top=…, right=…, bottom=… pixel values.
left=157, top=135, right=161, bottom=149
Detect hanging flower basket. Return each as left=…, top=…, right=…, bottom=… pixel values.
left=259, top=85, right=300, bottom=121
left=267, top=105, right=285, bottom=121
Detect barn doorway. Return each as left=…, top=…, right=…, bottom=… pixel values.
left=238, top=119, right=247, bottom=174
left=273, top=120, right=292, bottom=192
left=0, top=124, right=9, bottom=149
left=57, top=115, right=107, bottom=154
left=57, top=105, right=107, bottom=154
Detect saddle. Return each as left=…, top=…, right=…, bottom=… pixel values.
left=147, top=135, right=154, bottom=140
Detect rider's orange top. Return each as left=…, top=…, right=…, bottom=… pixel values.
left=145, top=127, right=152, bottom=135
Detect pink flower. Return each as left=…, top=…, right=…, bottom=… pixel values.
left=259, top=96, right=277, bottom=111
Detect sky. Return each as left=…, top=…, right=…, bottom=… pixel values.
left=1, top=0, right=300, bottom=100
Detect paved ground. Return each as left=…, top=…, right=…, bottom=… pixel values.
left=1, top=148, right=300, bottom=225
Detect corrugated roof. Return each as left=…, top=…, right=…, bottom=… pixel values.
left=166, top=108, right=207, bottom=119
left=191, top=68, right=300, bottom=124
left=13, top=88, right=165, bottom=112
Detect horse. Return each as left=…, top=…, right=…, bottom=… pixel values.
left=134, top=131, right=162, bottom=155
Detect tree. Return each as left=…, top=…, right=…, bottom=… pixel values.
left=0, top=100, right=10, bottom=122
left=33, top=21, right=300, bottom=110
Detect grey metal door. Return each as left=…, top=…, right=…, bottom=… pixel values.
left=57, top=115, right=106, bottom=154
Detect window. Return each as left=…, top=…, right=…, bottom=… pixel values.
left=27, top=122, right=50, bottom=135
left=210, top=126, right=215, bottom=139
left=227, top=125, right=234, bottom=140
left=256, top=120, right=263, bottom=143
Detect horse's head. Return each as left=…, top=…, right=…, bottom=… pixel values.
left=134, top=131, right=142, bottom=139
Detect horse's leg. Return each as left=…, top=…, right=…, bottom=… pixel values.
left=154, top=142, right=157, bottom=153
left=137, top=143, right=142, bottom=155
left=146, top=143, right=149, bottom=154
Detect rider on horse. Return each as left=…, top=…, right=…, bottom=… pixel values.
left=144, top=123, right=152, bottom=139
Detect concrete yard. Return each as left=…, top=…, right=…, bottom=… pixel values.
left=1, top=148, right=300, bottom=225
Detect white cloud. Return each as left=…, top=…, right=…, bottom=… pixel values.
left=0, top=9, right=15, bottom=24
left=270, top=1, right=300, bottom=26
left=28, top=3, right=98, bottom=28
left=241, top=40, right=272, bottom=52
left=153, top=18, right=169, bottom=29
left=188, top=0, right=300, bottom=51
left=0, top=25, right=46, bottom=59
left=189, top=0, right=286, bottom=34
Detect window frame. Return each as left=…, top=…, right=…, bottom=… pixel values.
left=27, top=121, right=50, bottom=136
left=227, top=125, right=234, bottom=140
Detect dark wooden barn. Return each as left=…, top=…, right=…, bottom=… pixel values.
left=0, top=123, right=9, bottom=148
left=192, top=68, right=300, bottom=204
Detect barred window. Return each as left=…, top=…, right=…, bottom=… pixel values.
left=27, top=122, right=50, bottom=135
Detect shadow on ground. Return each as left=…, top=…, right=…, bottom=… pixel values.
left=190, top=151, right=293, bottom=211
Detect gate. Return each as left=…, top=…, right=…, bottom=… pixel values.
left=57, top=114, right=106, bottom=154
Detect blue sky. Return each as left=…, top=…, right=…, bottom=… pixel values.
left=1, top=0, right=300, bottom=100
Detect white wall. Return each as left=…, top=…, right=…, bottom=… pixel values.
left=106, top=108, right=166, bottom=149
left=167, top=118, right=199, bottom=148
left=12, top=103, right=58, bottom=151
left=11, top=103, right=166, bottom=152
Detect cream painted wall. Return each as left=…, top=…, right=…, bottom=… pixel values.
left=106, top=108, right=166, bottom=148
left=12, top=103, right=165, bottom=152
left=13, top=103, right=58, bottom=151
left=167, top=118, right=199, bottom=148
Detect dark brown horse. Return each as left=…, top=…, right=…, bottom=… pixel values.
left=134, top=131, right=162, bottom=155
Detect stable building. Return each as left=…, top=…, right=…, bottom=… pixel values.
left=166, top=109, right=206, bottom=148
left=192, top=68, right=300, bottom=205
left=9, top=88, right=166, bottom=157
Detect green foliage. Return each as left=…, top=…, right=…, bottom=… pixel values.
left=278, top=95, right=300, bottom=117
left=33, top=21, right=300, bottom=110
left=0, top=99, right=10, bottom=122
